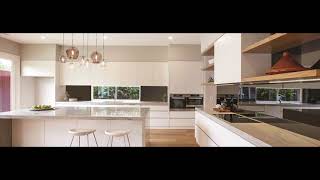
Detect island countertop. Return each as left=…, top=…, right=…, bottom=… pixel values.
left=196, top=108, right=320, bottom=147
left=0, top=106, right=150, bottom=120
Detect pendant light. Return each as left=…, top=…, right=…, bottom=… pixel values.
left=91, top=33, right=102, bottom=64
left=66, top=33, right=79, bottom=60
left=80, top=33, right=86, bottom=66
left=85, top=33, right=90, bottom=68
left=101, top=33, right=106, bottom=68
left=59, top=33, right=67, bottom=63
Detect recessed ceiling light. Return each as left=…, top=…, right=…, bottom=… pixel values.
left=168, top=36, right=173, bottom=40
left=103, top=35, right=108, bottom=39
left=40, top=34, right=47, bottom=40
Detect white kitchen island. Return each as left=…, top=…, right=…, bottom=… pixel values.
left=0, top=106, right=149, bottom=147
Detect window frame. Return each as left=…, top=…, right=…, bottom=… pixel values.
left=255, top=87, right=302, bottom=104
left=92, top=86, right=141, bottom=102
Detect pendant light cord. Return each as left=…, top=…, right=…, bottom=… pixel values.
left=96, top=33, right=98, bottom=53
left=82, top=33, right=84, bottom=57
left=87, top=33, right=89, bottom=58
left=62, top=33, right=64, bottom=52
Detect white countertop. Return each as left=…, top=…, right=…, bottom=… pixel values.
left=0, top=106, right=150, bottom=120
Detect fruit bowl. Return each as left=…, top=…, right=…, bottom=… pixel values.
left=30, top=105, right=55, bottom=111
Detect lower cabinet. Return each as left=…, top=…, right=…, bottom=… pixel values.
left=195, top=111, right=255, bottom=147
left=195, top=125, right=217, bottom=147
left=169, top=111, right=195, bottom=129
left=12, top=119, right=45, bottom=147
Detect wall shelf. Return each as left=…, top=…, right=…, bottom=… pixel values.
left=242, top=69, right=320, bottom=83
left=201, top=44, right=214, bottom=56
left=201, top=64, right=214, bottom=71
left=242, top=33, right=320, bottom=53
left=201, top=82, right=215, bottom=86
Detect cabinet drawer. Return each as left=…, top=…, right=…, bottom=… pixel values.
left=169, top=111, right=195, bottom=118
left=195, top=125, right=217, bottom=147
left=170, top=118, right=194, bottom=127
left=149, top=111, right=169, bottom=118
left=146, top=118, right=169, bottom=127
left=141, top=105, right=169, bottom=111
left=195, top=112, right=254, bottom=147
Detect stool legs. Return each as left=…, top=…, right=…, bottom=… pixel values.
left=70, top=136, right=75, bottom=147
left=93, top=132, right=98, bottom=147
left=87, top=135, right=89, bottom=147
left=106, top=135, right=130, bottom=147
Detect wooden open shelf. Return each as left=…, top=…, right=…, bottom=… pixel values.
left=201, top=82, right=215, bottom=86
left=242, top=69, right=320, bottom=83
left=242, top=33, right=320, bottom=53
left=201, top=44, right=214, bottom=56
left=201, top=64, right=214, bottom=71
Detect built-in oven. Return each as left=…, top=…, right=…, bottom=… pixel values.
left=186, top=94, right=203, bottom=108
left=170, top=94, right=186, bottom=109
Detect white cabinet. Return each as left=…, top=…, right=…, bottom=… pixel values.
left=214, top=33, right=242, bottom=84
left=169, top=111, right=195, bottom=129
left=195, top=125, right=218, bottom=147
left=21, top=60, right=55, bottom=77
left=60, top=62, right=168, bottom=86
left=195, top=111, right=255, bottom=147
left=169, top=61, right=203, bottom=94
left=200, top=33, right=224, bottom=54
left=213, top=33, right=271, bottom=84
left=142, top=105, right=170, bottom=129
left=12, top=119, right=45, bottom=147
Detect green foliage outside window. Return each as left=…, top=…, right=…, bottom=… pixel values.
left=93, top=86, right=140, bottom=100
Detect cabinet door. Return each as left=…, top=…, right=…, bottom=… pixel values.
left=169, top=61, right=203, bottom=94
left=195, top=125, right=217, bottom=147
left=214, top=33, right=242, bottom=84
left=21, top=61, right=55, bottom=77
left=44, top=119, right=77, bottom=147
left=12, top=119, right=45, bottom=147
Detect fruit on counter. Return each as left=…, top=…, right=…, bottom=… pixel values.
left=31, top=105, right=52, bottom=110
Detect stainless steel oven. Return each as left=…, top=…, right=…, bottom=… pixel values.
left=170, top=94, right=203, bottom=109
left=186, top=94, right=203, bottom=108
left=170, top=94, right=186, bottom=109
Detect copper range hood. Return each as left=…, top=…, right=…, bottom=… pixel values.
left=266, top=52, right=308, bottom=75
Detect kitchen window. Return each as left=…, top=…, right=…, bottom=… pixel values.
left=256, top=87, right=301, bottom=104
left=93, top=86, right=140, bottom=100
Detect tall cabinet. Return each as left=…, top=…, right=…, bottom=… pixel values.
left=214, top=33, right=271, bottom=84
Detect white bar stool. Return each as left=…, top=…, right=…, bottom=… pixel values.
left=68, top=128, right=98, bottom=147
left=105, top=129, right=131, bottom=147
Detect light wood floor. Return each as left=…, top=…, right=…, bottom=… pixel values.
left=146, top=129, right=199, bottom=147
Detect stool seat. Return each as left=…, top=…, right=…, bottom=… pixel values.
left=105, top=129, right=130, bottom=137
left=68, top=128, right=96, bottom=136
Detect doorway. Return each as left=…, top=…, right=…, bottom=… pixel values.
left=0, top=58, right=11, bottom=112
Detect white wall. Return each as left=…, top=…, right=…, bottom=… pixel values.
left=168, top=61, right=203, bottom=94
left=20, top=77, right=35, bottom=108
left=35, top=77, right=55, bottom=106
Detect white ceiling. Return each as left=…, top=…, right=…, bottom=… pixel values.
left=0, top=33, right=204, bottom=46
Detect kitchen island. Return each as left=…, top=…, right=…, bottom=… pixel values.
left=195, top=108, right=320, bottom=147
left=0, top=106, right=150, bottom=147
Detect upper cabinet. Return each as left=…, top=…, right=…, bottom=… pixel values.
left=168, top=44, right=203, bottom=94
left=60, top=62, right=168, bottom=86
left=200, top=33, right=224, bottom=56
left=213, top=33, right=271, bottom=84
left=168, top=61, right=203, bottom=94
left=21, top=44, right=57, bottom=77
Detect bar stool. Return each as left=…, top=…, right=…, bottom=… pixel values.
left=105, top=129, right=131, bottom=147
left=68, top=128, right=98, bottom=147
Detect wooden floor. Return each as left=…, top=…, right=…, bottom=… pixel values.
left=146, top=129, right=199, bottom=147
